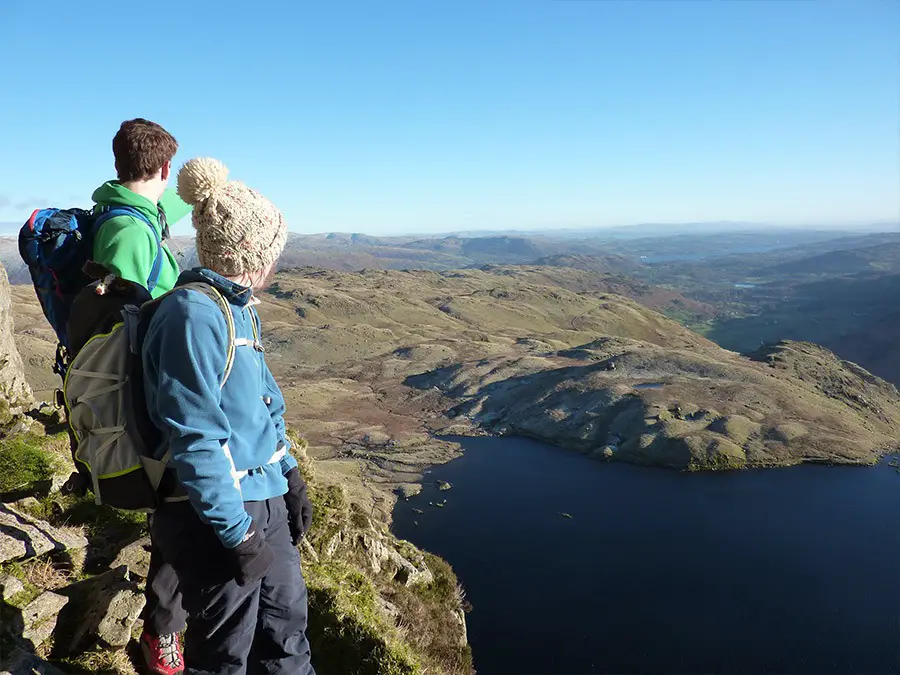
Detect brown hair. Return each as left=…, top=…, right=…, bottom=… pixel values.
left=112, top=119, right=178, bottom=182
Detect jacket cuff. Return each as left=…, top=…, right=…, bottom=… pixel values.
left=280, top=452, right=299, bottom=475
left=217, top=511, right=253, bottom=549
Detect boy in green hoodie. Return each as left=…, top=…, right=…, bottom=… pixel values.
left=92, top=119, right=192, bottom=296
left=92, top=119, right=192, bottom=675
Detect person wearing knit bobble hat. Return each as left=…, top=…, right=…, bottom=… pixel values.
left=141, top=157, right=315, bottom=675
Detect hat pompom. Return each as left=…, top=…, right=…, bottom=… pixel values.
left=177, top=157, right=229, bottom=206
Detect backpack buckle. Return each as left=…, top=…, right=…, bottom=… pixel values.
left=53, top=344, right=68, bottom=378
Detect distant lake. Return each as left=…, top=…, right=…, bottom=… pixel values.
left=633, top=382, right=665, bottom=390
left=392, top=436, right=900, bottom=675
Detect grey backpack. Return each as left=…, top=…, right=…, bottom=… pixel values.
left=63, top=281, right=238, bottom=511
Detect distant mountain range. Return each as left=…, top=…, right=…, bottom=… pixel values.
left=8, top=223, right=900, bottom=388
left=3, top=219, right=896, bottom=240
left=2, top=223, right=899, bottom=287
left=0, top=231, right=629, bottom=284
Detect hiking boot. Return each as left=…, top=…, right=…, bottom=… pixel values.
left=140, top=632, right=184, bottom=675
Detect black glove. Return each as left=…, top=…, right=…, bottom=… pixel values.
left=228, top=528, right=274, bottom=586
left=284, top=467, right=313, bottom=545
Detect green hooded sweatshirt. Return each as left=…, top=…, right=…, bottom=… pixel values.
left=91, top=182, right=192, bottom=298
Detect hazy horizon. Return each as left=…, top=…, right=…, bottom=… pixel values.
left=3, top=218, right=899, bottom=241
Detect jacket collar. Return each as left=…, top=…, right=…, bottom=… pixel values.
left=177, top=268, right=254, bottom=307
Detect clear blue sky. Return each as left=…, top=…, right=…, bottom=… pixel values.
left=1, top=0, right=898, bottom=235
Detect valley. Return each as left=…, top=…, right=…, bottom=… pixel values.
left=630, top=232, right=900, bottom=382
left=11, top=242, right=900, bottom=513
left=6, top=223, right=900, bottom=674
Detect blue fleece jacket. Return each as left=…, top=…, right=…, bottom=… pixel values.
left=142, top=268, right=298, bottom=548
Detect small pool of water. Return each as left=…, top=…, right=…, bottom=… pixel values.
left=633, top=382, right=665, bottom=390
left=393, top=436, right=900, bottom=675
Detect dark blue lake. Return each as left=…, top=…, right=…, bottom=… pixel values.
left=392, top=436, right=900, bottom=675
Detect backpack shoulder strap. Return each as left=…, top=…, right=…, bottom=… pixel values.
left=92, top=206, right=164, bottom=293
left=175, top=282, right=237, bottom=387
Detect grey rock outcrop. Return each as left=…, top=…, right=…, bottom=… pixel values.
left=110, top=536, right=152, bottom=579
left=55, top=565, right=146, bottom=654
left=0, top=264, right=32, bottom=407
left=0, top=504, right=88, bottom=564
left=359, top=532, right=433, bottom=587
left=0, top=573, right=25, bottom=601
left=20, top=591, right=68, bottom=647
left=452, top=608, right=468, bottom=647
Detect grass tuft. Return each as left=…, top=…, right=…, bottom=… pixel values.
left=60, top=647, right=138, bottom=675
left=0, top=434, right=60, bottom=493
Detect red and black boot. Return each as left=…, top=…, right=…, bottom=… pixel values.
left=140, top=632, right=184, bottom=675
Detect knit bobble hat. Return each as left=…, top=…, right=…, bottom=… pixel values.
left=176, top=157, right=287, bottom=277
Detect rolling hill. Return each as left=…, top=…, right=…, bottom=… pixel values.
left=760, top=242, right=900, bottom=277
left=12, top=264, right=898, bottom=484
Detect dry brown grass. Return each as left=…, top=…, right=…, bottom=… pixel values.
left=19, top=558, right=72, bottom=591
left=383, top=554, right=473, bottom=675
left=64, top=647, right=138, bottom=675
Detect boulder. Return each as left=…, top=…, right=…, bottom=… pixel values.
left=110, top=536, right=152, bottom=579
left=0, top=574, right=24, bottom=601
left=33, top=403, right=64, bottom=429
left=55, top=566, right=146, bottom=654
left=375, top=595, right=401, bottom=625
left=0, top=504, right=88, bottom=564
left=20, top=591, right=68, bottom=647
left=0, top=648, right=67, bottom=675
left=11, top=497, right=39, bottom=511
left=360, top=533, right=434, bottom=587
left=29, top=473, right=70, bottom=499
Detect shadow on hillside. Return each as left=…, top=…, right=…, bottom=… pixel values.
left=0, top=496, right=144, bottom=672
left=0, top=549, right=78, bottom=671
left=0, top=591, right=31, bottom=659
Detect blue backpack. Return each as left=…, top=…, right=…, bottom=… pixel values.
left=18, top=205, right=164, bottom=377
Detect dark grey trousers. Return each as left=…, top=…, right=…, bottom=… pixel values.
left=151, top=498, right=315, bottom=675
left=143, top=519, right=188, bottom=636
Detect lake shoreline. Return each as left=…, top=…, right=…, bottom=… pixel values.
left=423, top=427, right=899, bottom=475
left=393, top=435, right=900, bottom=675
